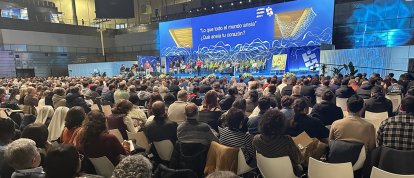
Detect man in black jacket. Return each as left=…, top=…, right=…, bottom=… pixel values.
left=356, top=81, right=373, bottom=99
left=66, top=86, right=91, bottom=113
left=301, top=79, right=316, bottom=106
left=219, top=87, right=237, bottom=110
left=311, top=90, right=343, bottom=126
left=362, top=86, right=393, bottom=117
left=336, top=78, right=355, bottom=98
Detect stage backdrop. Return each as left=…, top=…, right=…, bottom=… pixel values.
left=160, top=0, right=334, bottom=74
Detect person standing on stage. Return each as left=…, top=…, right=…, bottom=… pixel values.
left=196, top=59, right=203, bottom=76
left=120, top=64, right=126, bottom=74
left=156, top=61, right=161, bottom=74
left=145, top=60, right=151, bottom=76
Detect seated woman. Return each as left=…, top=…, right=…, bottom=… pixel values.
left=44, top=144, right=81, bottom=178
left=60, top=106, right=86, bottom=144
left=245, top=90, right=259, bottom=116
left=288, top=99, right=329, bottom=142
left=80, top=110, right=130, bottom=166
left=218, top=108, right=255, bottom=167
left=252, top=109, right=304, bottom=177
left=199, top=90, right=221, bottom=112
left=107, top=100, right=136, bottom=140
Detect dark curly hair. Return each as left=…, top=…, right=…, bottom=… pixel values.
left=80, top=110, right=107, bottom=150
left=226, top=108, right=245, bottom=131
left=65, top=106, right=86, bottom=130
left=259, top=109, right=287, bottom=138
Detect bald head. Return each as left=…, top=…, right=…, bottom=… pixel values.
left=151, top=101, right=165, bottom=117
left=177, top=90, right=188, bottom=101
left=185, top=103, right=198, bottom=119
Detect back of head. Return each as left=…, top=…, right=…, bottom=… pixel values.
left=21, top=123, right=48, bottom=149
left=292, top=99, right=308, bottom=114
left=118, top=83, right=127, bottom=90
left=303, top=79, right=310, bottom=85
left=371, top=86, right=383, bottom=96
left=128, top=94, right=140, bottom=105
left=347, top=95, right=364, bottom=113
left=0, top=117, right=15, bottom=144
left=151, top=101, right=166, bottom=118
left=177, top=90, right=188, bottom=101
left=112, top=155, right=152, bottom=178
left=128, top=85, right=136, bottom=92
left=164, top=93, right=176, bottom=106
left=249, top=90, right=259, bottom=102
left=292, top=85, right=301, bottom=95
left=53, top=87, right=66, bottom=96
left=341, top=78, right=350, bottom=86
left=69, top=86, right=80, bottom=94
left=65, top=106, right=86, bottom=130
left=45, top=144, right=79, bottom=178
left=231, top=99, right=246, bottom=111
left=228, top=87, right=238, bottom=95
left=323, top=80, right=330, bottom=86
left=281, top=96, right=294, bottom=108
left=322, top=90, right=334, bottom=101
left=5, top=138, right=40, bottom=170
left=258, top=97, right=271, bottom=113
left=402, top=96, right=414, bottom=114
left=82, top=110, right=106, bottom=146
left=268, top=84, right=277, bottom=94
left=259, top=109, right=287, bottom=138
left=113, top=100, right=133, bottom=114
left=225, top=108, right=245, bottom=131
left=185, top=103, right=199, bottom=119
left=206, top=171, right=239, bottom=178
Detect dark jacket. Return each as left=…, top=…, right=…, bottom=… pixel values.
left=301, top=85, right=316, bottom=105
left=362, top=95, right=393, bottom=117
left=281, top=85, right=293, bottom=96
left=335, top=85, right=355, bottom=98
left=288, top=113, right=329, bottom=140
left=371, top=146, right=414, bottom=175
left=219, top=94, right=236, bottom=111
left=315, top=86, right=335, bottom=97
left=356, top=84, right=372, bottom=99
left=143, top=117, right=178, bottom=143
left=65, top=93, right=91, bottom=113
left=311, top=101, right=343, bottom=126
left=103, top=91, right=115, bottom=105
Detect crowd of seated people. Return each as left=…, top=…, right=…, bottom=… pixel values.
left=0, top=71, right=413, bottom=177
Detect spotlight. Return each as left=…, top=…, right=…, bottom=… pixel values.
left=204, top=7, right=207, bottom=10
left=240, top=1, right=243, bottom=4
left=196, top=9, right=199, bottom=12
left=189, top=10, right=192, bottom=13
left=248, top=0, right=251, bottom=2
left=211, top=6, right=214, bottom=9
left=231, top=2, right=234, bottom=6
left=219, top=5, right=223, bottom=8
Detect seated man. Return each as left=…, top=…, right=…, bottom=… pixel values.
left=377, top=96, right=414, bottom=150
left=4, top=138, right=44, bottom=178
left=247, top=97, right=271, bottom=135
left=329, top=95, right=376, bottom=152
left=311, top=90, right=343, bottom=126
left=335, top=78, right=355, bottom=98
left=362, top=86, right=393, bottom=117
left=177, top=103, right=218, bottom=146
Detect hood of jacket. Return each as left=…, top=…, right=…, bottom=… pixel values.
left=52, top=94, right=65, bottom=103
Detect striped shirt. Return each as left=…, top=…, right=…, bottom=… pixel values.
left=218, top=127, right=255, bottom=165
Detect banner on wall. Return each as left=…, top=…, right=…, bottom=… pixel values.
left=272, top=54, right=287, bottom=71
left=286, top=46, right=320, bottom=72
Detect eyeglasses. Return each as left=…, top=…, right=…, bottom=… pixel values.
left=78, top=153, right=84, bottom=161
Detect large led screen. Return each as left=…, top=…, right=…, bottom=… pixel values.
left=160, top=0, right=333, bottom=62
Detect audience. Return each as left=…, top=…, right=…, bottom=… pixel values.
left=44, top=144, right=80, bottom=178
left=247, top=97, right=271, bottom=135
left=378, top=96, right=414, bottom=150
left=167, top=90, right=188, bottom=124
left=219, top=108, right=255, bottom=167
left=107, top=100, right=135, bottom=139
left=4, top=138, right=44, bottom=178
left=288, top=99, right=329, bottom=142
left=112, top=155, right=152, bottom=178
left=329, top=95, right=376, bottom=152
left=362, top=86, right=393, bottom=117
left=60, top=106, right=85, bottom=144
left=80, top=110, right=129, bottom=166
left=253, top=109, right=304, bottom=177
left=1, top=71, right=414, bottom=177
left=311, top=90, right=343, bottom=126
left=177, top=103, right=218, bottom=146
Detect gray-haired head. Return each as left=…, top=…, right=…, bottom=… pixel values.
left=4, top=138, right=41, bottom=170
left=177, top=90, right=188, bottom=101
left=112, top=155, right=152, bottom=178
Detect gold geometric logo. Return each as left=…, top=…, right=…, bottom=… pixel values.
left=169, top=28, right=193, bottom=48
left=274, top=8, right=316, bottom=39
